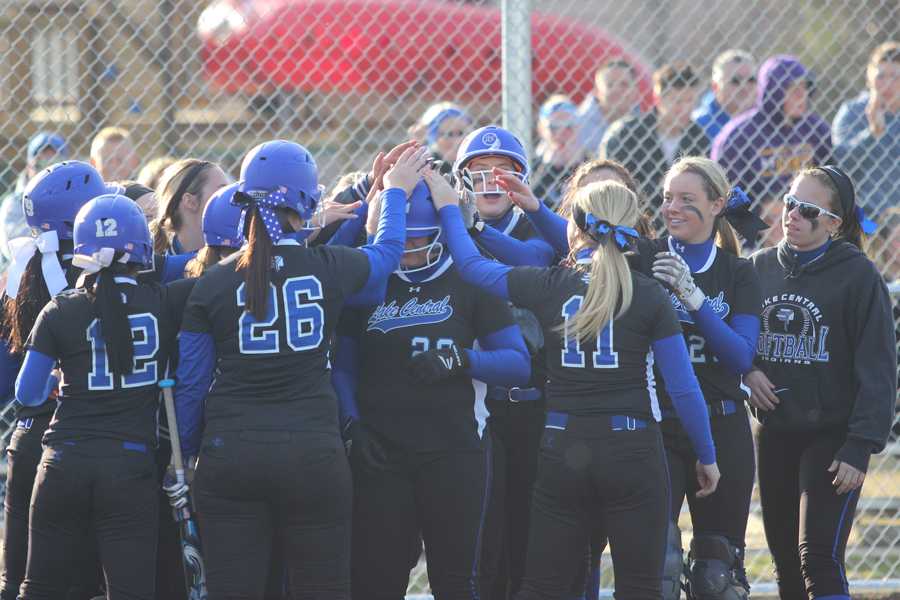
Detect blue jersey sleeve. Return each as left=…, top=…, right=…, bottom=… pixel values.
left=0, top=340, right=22, bottom=400
left=15, top=350, right=55, bottom=407
left=358, top=187, right=406, bottom=291
left=466, top=324, right=531, bottom=387
left=174, top=332, right=215, bottom=457
left=475, top=225, right=555, bottom=267
left=161, top=253, right=195, bottom=283
left=651, top=334, right=716, bottom=465
left=438, top=205, right=512, bottom=299
left=691, top=306, right=759, bottom=375
left=332, top=335, right=360, bottom=427
left=327, top=202, right=368, bottom=249
left=526, top=203, right=570, bottom=257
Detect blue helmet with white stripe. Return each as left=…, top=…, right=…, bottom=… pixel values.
left=453, top=126, right=529, bottom=181
left=202, top=182, right=244, bottom=248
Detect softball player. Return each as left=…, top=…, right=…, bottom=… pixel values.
left=172, top=140, right=414, bottom=597
left=746, top=166, right=895, bottom=600
left=433, top=174, right=721, bottom=599
left=333, top=170, right=530, bottom=599
left=631, top=157, right=767, bottom=599
left=15, top=193, right=173, bottom=599
left=0, top=161, right=109, bottom=600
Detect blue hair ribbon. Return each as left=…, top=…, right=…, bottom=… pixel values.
left=233, top=187, right=290, bottom=243
left=584, top=214, right=639, bottom=251
left=855, top=206, right=878, bottom=235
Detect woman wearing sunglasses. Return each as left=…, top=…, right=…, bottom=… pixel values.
left=746, top=166, right=896, bottom=600
left=410, top=102, right=473, bottom=175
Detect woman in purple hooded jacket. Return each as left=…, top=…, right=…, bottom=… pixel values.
left=712, top=56, right=832, bottom=219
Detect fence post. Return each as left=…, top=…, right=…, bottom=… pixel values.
left=501, top=0, right=532, bottom=156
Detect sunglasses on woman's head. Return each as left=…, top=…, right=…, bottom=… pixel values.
left=782, top=194, right=840, bottom=220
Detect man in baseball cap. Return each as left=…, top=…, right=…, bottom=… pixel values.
left=0, top=132, right=70, bottom=268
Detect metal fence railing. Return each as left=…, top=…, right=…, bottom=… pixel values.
left=0, top=0, right=895, bottom=596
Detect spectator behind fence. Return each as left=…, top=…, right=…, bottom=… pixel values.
left=833, top=42, right=899, bottom=214
left=599, top=63, right=709, bottom=205
left=693, top=49, right=758, bottom=142
left=712, top=55, right=832, bottom=206
left=0, top=132, right=69, bottom=268
left=870, top=206, right=900, bottom=283
left=531, top=95, right=587, bottom=210
left=89, top=126, right=139, bottom=182
left=137, top=155, right=176, bottom=190
left=409, top=102, right=472, bottom=174
left=576, top=59, right=640, bottom=154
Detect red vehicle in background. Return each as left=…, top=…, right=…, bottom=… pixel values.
left=198, top=0, right=655, bottom=109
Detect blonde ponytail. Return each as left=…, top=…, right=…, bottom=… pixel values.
left=562, top=181, right=639, bottom=343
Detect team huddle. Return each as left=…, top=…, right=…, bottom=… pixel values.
left=0, top=120, right=895, bottom=600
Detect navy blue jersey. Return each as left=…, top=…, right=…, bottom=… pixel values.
left=340, top=267, right=515, bottom=452
left=26, top=280, right=176, bottom=446
left=180, top=242, right=370, bottom=436
left=506, top=266, right=681, bottom=419
left=631, top=237, right=762, bottom=407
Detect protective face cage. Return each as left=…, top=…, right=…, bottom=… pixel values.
left=399, top=226, right=444, bottom=273
left=467, top=169, right=527, bottom=196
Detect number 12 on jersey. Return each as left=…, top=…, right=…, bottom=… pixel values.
left=560, top=295, right=618, bottom=369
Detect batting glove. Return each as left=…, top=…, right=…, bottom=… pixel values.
left=408, top=343, right=470, bottom=384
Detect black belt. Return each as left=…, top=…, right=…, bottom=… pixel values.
left=488, top=386, right=543, bottom=403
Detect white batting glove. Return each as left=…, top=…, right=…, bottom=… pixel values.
left=652, top=252, right=706, bottom=311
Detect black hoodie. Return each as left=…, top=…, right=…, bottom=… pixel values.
left=750, top=240, right=896, bottom=472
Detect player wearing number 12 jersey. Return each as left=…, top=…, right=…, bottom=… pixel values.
left=173, top=140, right=414, bottom=598
left=433, top=176, right=720, bottom=600
left=15, top=194, right=172, bottom=599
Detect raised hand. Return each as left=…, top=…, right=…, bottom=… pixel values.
left=494, top=167, right=541, bottom=213
left=383, top=145, right=428, bottom=194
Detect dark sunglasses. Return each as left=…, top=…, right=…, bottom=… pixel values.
left=729, top=75, right=757, bottom=86
left=438, top=129, right=467, bottom=139
left=548, top=120, right=577, bottom=132
left=783, top=194, right=840, bottom=220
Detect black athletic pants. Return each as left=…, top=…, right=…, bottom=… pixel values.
left=193, top=430, right=351, bottom=599
left=516, top=414, right=670, bottom=600
left=351, top=436, right=494, bottom=600
left=483, top=397, right=545, bottom=600
left=1, top=415, right=51, bottom=600
left=1, top=416, right=102, bottom=600
left=755, top=425, right=860, bottom=600
left=19, top=440, right=159, bottom=600
left=664, top=406, right=755, bottom=546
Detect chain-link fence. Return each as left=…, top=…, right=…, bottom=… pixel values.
left=0, top=0, right=896, bottom=595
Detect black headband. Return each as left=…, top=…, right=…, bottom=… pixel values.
left=168, top=161, right=210, bottom=213
left=815, top=165, right=855, bottom=218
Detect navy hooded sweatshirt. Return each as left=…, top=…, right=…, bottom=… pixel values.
left=750, top=239, right=896, bottom=472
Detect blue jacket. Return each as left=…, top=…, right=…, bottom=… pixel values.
left=692, top=90, right=732, bottom=143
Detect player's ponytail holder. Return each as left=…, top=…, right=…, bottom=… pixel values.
left=723, top=186, right=768, bottom=241
left=233, top=187, right=289, bottom=243
left=572, top=205, right=638, bottom=252
left=5, top=230, right=68, bottom=298
left=854, top=206, right=878, bottom=235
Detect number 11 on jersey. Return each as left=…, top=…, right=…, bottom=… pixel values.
left=560, top=295, right=618, bottom=369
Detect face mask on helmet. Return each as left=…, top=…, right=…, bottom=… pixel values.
left=400, top=226, right=444, bottom=273
left=453, top=126, right=530, bottom=197
left=466, top=167, right=527, bottom=196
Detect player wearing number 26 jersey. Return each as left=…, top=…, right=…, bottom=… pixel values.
left=434, top=177, right=719, bottom=600
left=15, top=194, right=172, bottom=599
left=173, top=140, right=408, bottom=598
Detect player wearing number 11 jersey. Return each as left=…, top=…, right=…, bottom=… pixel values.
left=173, top=140, right=413, bottom=598
left=432, top=175, right=719, bottom=600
